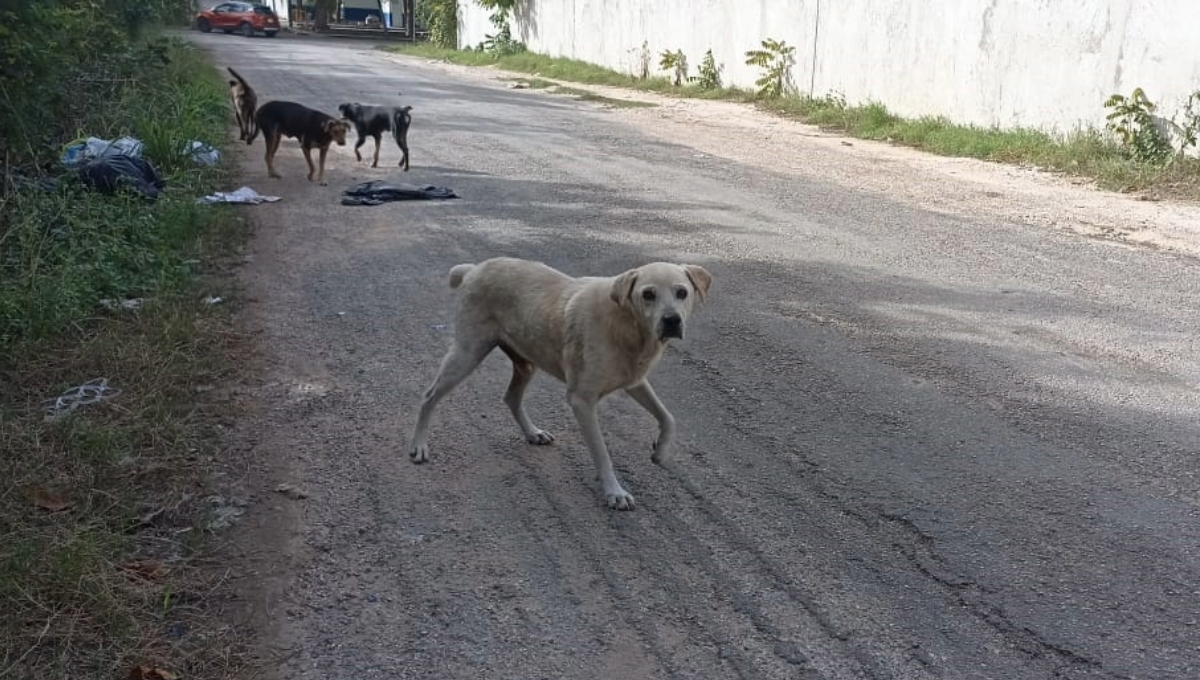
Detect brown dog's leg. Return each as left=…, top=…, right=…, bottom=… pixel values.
left=316, top=146, right=332, bottom=186
left=301, top=146, right=316, bottom=182
left=265, top=133, right=282, bottom=178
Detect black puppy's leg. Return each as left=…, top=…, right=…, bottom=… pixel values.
left=371, top=133, right=382, bottom=168
left=354, top=133, right=366, bottom=162
left=392, top=131, right=409, bottom=171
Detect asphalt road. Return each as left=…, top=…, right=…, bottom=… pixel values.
left=196, top=32, right=1200, bottom=680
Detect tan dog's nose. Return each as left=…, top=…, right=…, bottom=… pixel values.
left=661, top=312, right=683, bottom=339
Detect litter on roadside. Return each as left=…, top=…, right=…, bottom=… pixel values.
left=202, top=295, right=224, bottom=305
left=41, top=377, right=120, bottom=422
left=78, top=153, right=166, bottom=200
left=186, top=140, right=221, bottom=166
left=99, top=297, right=145, bottom=311
left=61, top=136, right=144, bottom=167
left=341, top=180, right=459, bottom=206
left=197, top=186, right=281, bottom=205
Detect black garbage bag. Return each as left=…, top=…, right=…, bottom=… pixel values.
left=341, top=180, right=458, bottom=206
left=77, top=154, right=166, bottom=200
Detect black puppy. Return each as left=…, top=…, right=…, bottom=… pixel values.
left=337, top=102, right=413, bottom=171
left=250, top=100, right=350, bottom=185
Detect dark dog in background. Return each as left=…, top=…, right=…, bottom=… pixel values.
left=226, top=67, right=258, bottom=143
left=337, top=103, right=412, bottom=170
left=249, top=100, right=350, bottom=185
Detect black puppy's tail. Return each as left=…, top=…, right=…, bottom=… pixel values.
left=392, top=105, right=413, bottom=136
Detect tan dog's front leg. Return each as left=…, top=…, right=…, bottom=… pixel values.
left=625, top=381, right=675, bottom=466
left=569, top=391, right=635, bottom=510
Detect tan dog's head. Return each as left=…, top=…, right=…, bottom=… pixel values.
left=610, top=262, right=712, bottom=341
left=325, top=119, right=350, bottom=146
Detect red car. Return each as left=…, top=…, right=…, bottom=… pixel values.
left=195, top=2, right=280, bottom=37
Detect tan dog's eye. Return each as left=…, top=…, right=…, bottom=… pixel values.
left=675, top=288, right=688, bottom=300
left=641, top=289, right=657, bottom=302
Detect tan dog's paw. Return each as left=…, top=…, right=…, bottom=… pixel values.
left=409, top=445, right=429, bottom=464
left=606, top=488, right=636, bottom=511
left=651, top=440, right=670, bottom=466
left=526, top=429, right=554, bottom=445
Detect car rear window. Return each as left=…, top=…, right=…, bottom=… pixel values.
left=252, top=5, right=275, bottom=15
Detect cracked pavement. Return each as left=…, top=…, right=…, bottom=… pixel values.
left=197, top=32, right=1200, bottom=680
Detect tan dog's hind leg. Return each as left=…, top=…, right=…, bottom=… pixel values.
left=498, top=345, right=554, bottom=445
left=569, top=391, right=635, bottom=510
left=233, top=105, right=245, bottom=140
left=410, top=341, right=494, bottom=463
left=625, top=380, right=676, bottom=465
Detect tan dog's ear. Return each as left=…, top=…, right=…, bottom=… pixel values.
left=610, top=269, right=639, bottom=306
left=683, top=265, right=712, bottom=302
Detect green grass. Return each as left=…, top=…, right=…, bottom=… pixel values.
left=1, top=34, right=250, bottom=680
left=390, top=43, right=1200, bottom=200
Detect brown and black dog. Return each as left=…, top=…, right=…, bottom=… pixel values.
left=337, top=102, right=413, bottom=170
left=249, top=100, right=350, bottom=185
left=226, top=67, right=258, bottom=143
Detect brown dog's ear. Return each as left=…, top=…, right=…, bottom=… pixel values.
left=683, top=265, right=712, bottom=303
left=610, top=269, right=639, bottom=306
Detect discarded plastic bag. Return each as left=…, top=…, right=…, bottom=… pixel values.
left=341, top=180, right=459, bottom=206
left=41, top=378, right=120, bottom=422
left=77, top=154, right=166, bottom=200
left=187, top=140, right=221, bottom=166
left=61, top=136, right=144, bottom=167
left=196, top=186, right=280, bottom=205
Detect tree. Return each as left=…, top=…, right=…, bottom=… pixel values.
left=313, top=0, right=337, bottom=30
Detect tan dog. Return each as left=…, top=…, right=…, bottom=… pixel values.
left=226, top=67, right=257, bottom=143
left=409, top=257, right=713, bottom=510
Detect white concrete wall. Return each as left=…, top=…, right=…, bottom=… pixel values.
left=457, top=0, right=1200, bottom=134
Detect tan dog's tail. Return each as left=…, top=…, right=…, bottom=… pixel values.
left=227, top=66, right=249, bottom=89
left=448, top=264, right=474, bottom=289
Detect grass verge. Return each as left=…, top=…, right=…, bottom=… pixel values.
left=389, top=43, right=1200, bottom=200
left=1, top=35, right=251, bottom=680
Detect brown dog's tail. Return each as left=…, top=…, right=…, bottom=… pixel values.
left=448, top=264, right=474, bottom=289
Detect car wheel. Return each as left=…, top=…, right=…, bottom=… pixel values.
left=265, top=30, right=277, bottom=37
left=196, top=17, right=211, bottom=32
left=239, top=22, right=254, bottom=37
